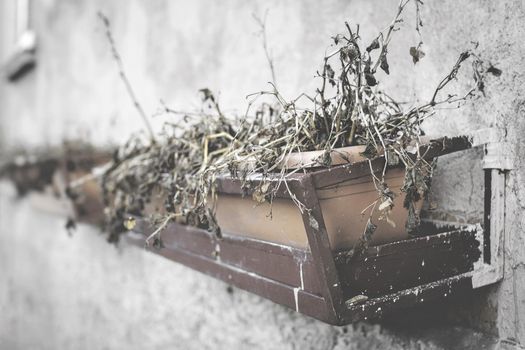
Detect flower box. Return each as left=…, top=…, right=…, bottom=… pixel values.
left=123, top=135, right=504, bottom=324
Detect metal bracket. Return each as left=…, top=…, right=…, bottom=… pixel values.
left=471, top=127, right=514, bottom=171
left=470, top=128, right=509, bottom=288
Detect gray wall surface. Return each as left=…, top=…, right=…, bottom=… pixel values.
left=0, top=0, right=524, bottom=349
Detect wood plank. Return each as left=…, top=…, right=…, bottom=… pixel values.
left=294, top=176, right=345, bottom=324
left=129, top=222, right=323, bottom=295
left=341, top=274, right=474, bottom=324
left=335, top=228, right=481, bottom=298
left=125, top=233, right=333, bottom=323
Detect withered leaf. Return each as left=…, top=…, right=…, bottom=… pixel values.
left=363, top=219, right=377, bottom=243
left=341, top=45, right=359, bottom=62
left=315, top=150, right=332, bottom=167
left=199, top=88, right=215, bottom=103
left=360, top=142, right=378, bottom=159
left=252, top=186, right=267, bottom=203
left=405, top=204, right=420, bottom=234
left=366, top=38, right=380, bottom=52
left=252, top=191, right=264, bottom=203
left=308, top=214, right=320, bottom=231
left=380, top=54, right=390, bottom=74
left=260, top=181, right=271, bottom=193
left=487, top=65, right=502, bottom=77
left=252, top=181, right=271, bottom=203
left=365, top=72, right=377, bottom=86
left=151, top=236, right=165, bottom=250
left=326, top=64, right=336, bottom=87
left=409, top=46, right=425, bottom=64
left=458, top=51, right=470, bottom=63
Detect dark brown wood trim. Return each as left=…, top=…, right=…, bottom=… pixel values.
left=125, top=231, right=334, bottom=323
left=340, top=274, right=474, bottom=324
left=335, top=227, right=481, bottom=298
left=131, top=220, right=324, bottom=296
left=483, top=169, right=492, bottom=264
left=292, top=175, right=345, bottom=324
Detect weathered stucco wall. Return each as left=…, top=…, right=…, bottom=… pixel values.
left=0, top=0, right=524, bottom=348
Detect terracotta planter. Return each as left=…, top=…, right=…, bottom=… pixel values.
left=137, top=146, right=414, bottom=250
left=215, top=146, right=412, bottom=250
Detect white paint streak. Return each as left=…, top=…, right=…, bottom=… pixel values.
left=299, top=263, right=304, bottom=290
left=215, top=243, right=221, bottom=262
left=293, top=288, right=300, bottom=312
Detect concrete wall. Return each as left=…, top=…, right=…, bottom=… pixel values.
left=0, top=0, right=524, bottom=348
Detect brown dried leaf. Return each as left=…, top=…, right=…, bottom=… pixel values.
left=366, top=38, right=380, bottom=52
left=380, top=54, right=390, bottom=74
left=487, top=65, right=502, bottom=76
left=409, top=46, right=425, bottom=64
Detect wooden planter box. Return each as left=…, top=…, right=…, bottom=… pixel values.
left=125, top=135, right=505, bottom=324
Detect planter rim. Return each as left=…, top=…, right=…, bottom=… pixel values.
left=280, top=136, right=433, bottom=170
left=280, top=145, right=368, bottom=170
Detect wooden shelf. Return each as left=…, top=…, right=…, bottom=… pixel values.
left=125, top=220, right=482, bottom=324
